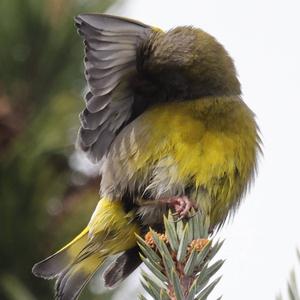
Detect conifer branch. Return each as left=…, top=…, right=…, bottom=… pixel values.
left=137, top=211, right=224, bottom=300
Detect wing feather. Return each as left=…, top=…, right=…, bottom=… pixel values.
left=75, top=14, right=152, bottom=162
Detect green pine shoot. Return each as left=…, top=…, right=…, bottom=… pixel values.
left=137, top=211, right=224, bottom=300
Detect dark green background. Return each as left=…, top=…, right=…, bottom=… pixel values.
left=0, top=1, right=124, bottom=299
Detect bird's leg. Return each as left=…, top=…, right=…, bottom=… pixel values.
left=136, top=195, right=197, bottom=220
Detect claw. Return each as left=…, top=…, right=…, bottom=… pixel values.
left=188, top=210, right=201, bottom=219
left=174, top=215, right=185, bottom=222
left=157, top=195, right=196, bottom=219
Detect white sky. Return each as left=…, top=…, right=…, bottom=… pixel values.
left=107, top=0, right=300, bottom=299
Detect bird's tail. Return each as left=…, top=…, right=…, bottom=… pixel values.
left=54, top=243, right=106, bottom=300
left=32, top=198, right=140, bottom=300
left=32, top=227, right=89, bottom=280
left=32, top=227, right=107, bottom=300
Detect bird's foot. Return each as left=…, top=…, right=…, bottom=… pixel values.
left=160, top=196, right=196, bottom=219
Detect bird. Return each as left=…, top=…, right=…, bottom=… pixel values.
left=32, top=13, right=261, bottom=300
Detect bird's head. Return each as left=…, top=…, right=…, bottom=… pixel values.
left=138, top=26, right=241, bottom=100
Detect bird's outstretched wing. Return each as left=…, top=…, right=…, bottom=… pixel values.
left=75, top=14, right=152, bottom=162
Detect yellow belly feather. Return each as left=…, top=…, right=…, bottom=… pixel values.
left=132, top=96, right=259, bottom=226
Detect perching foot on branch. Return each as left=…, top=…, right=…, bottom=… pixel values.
left=160, top=196, right=197, bottom=218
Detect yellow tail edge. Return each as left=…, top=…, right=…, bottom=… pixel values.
left=32, top=227, right=89, bottom=280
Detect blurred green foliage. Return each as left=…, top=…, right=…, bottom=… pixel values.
left=0, top=0, right=118, bottom=299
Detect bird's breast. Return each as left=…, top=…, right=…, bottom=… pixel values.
left=136, top=96, right=258, bottom=185
left=101, top=96, right=260, bottom=226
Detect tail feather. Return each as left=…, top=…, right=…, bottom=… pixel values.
left=32, top=198, right=140, bottom=299
left=33, top=228, right=107, bottom=300
left=55, top=252, right=105, bottom=300
left=32, top=228, right=89, bottom=279
left=104, top=246, right=141, bottom=287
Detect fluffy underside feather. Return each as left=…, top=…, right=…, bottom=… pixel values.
left=101, top=96, right=260, bottom=228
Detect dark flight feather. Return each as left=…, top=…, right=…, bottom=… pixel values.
left=103, top=247, right=141, bottom=287
left=75, top=14, right=152, bottom=163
